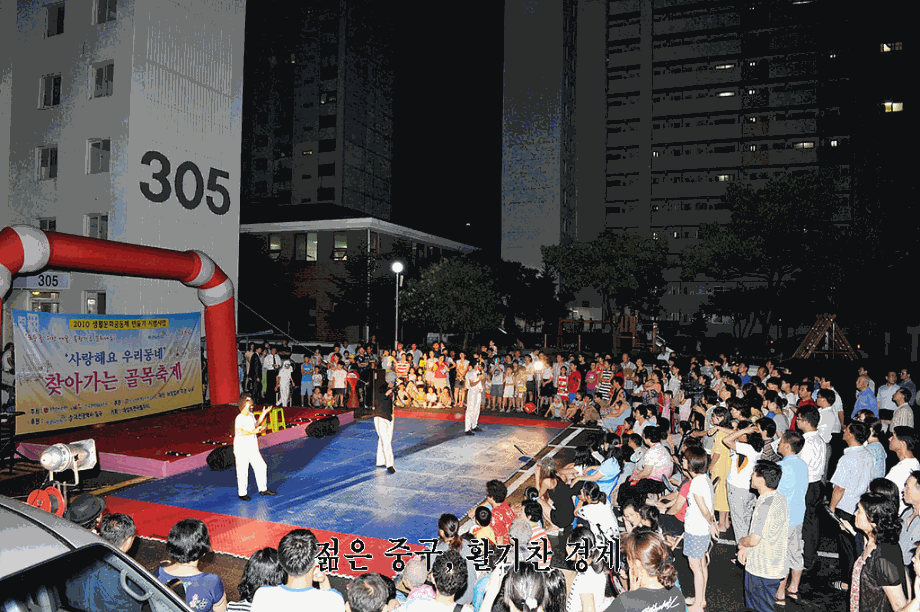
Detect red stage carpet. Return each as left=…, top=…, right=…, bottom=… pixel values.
left=18, top=404, right=351, bottom=478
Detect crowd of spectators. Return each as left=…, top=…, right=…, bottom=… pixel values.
left=107, top=343, right=920, bottom=612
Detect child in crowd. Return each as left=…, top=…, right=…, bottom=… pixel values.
left=515, top=365, right=527, bottom=411
left=425, top=386, right=438, bottom=408
left=490, top=364, right=504, bottom=411
left=556, top=366, right=569, bottom=409
left=323, top=387, right=335, bottom=408
left=545, top=395, right=566, bottom=419
left=395, top=384, right=410, bottom=408
left=438, top=386, right=452, bottom=408
left=310, top=387, right=323, bottom=407
left=502, top=365, right=515, bottom=411
left=471, top=506, right=496, bottom=544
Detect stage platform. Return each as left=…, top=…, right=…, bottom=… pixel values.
left=17, top=404, right=352, bottom=479
left=106, top=413, right=572, bottom=577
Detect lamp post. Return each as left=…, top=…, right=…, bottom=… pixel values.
left=391, top=261, right=404, bottom=350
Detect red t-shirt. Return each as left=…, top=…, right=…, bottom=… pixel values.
left=556, top=376, right=568, bottom=396
left=568, top=370, right=582, bottom=393
left=675, top=479, right=691, bottom=522
left=490, top=501, right=516, bottom=546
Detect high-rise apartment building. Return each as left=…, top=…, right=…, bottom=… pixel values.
left=1, top=0, right=245, bottom=341
left=241, top=0, right=393, bottom=220
left=504, top=0, right=913, bottom=329
left=502, top=0, right=578, bottom=269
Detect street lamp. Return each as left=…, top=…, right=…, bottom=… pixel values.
left=391, top=261, right=404, bottom=350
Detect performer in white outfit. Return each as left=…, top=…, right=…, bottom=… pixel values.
left=465, top=363, right=484, bottom=435
left=233, top=395, right=277, bottom=501
left=275, top=360, right=294, bottom=407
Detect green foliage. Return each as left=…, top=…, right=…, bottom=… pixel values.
left=542, top=230, right=671, bottom=323
left=399, top=256, right=503, bottom=338
left=237, top=234, right=296, bottom=334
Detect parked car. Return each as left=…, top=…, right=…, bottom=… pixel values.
left=0, top=495, right=191, bottom=611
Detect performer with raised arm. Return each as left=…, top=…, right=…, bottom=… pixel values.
left=234, top=394, right=277, bottom=501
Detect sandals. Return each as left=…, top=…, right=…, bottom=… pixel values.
left=775, top=598, right=786, bottom=606
left=786, top=592, right=802, bottom=602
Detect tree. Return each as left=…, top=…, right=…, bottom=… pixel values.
left=542, top=230, right=671, bottom=342
left=680, top=168, right=845, bottom=337
left=237, top=234, right=297, bottom=335
left=326, top=246, right=395, bottom=342
left=399, top=257, right=503, bottom=347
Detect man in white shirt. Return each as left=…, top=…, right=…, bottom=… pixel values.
left=332, top=363, right=347, bottom=408
left=813, top=377, right=844, bottom=432
left=892, top=389, right=915, bottom=429
left=814, top=389, right=839, bottom=445
left=251, top=529, right=344, bottom=611
left=262, top=347, right=281, bottom=405
left=233, top=395, right=277, bottom=501
left=886, top=427, right=920, bottom=515
left=829, top=421, right=873, bottom=590
left=796, top=407, right=826, bottom=577
left=878, top=371, right=903, bottom=423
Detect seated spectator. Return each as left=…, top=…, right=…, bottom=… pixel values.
left=467, top=480, right=516, bottom=547
left=156, top=518, right=228, bottom=612
left=347, top=573, right=390, bottom=612
left=478, top=562, right=567, bottom=612
left=471, top=506, right=496, bottom=545
left=617, top=426, right=673, bottom=507
left=395, top=556, right=435, bottom=603
left=251, top=529, right=345, bottom=611
left=574, top=481, right=620, bottom=545
left=521, top=501, right=554, bottom=569
left=396, top=549, right=472, bottom=611
left=434, top=514, right=477, bottom=605
left=65, top=513, right=142, bottom=612
left=566, top=526, right=615, bottom=612
left=570, top=443, right=622, bottom=504
left=228, top=548, right=285, bottom=612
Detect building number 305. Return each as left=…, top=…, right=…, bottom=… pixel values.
left=139, top=150, right=231, bottom=216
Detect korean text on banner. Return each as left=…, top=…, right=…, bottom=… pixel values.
left=12, top=310, right=203, bottom=435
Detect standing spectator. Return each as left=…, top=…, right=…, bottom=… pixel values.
left=864, top=418, right=889, bottom=481
left=251, top=529, right=345, bottom=610
left=738, top=461, right=789, bottom=612
left=722, top=424, right=764, bottom=550
left=775, top=431, right=809, bottom=604
left=855, top=375, right=880, bottom=420
left=332, top=362, right=348, bottom=408
left=893, top=389, right=915, bottom=430
left=886, top=428, right=920, bottom=515
left=300, top=358, right=314, bottom=407
left=248, top=347, right=264, bottom=404
left=682, top=446, right=717, bottom=612
left=607, top=530, right=683, bottom=612
left=900, top=369, right=917, bottom=407
left=899, top=472, right=920, bottom=573
left=228, top=548, right=285, bottom=612
left=850, top=492, right=909, bottom=612
left=796, top=406, right=827, bottom=580
left=156, top=518, right=228, bottom=612
left=830, top=421, right=873, bottom=591
left=262, top=347, right=281, bottom=405
left=878, top=372, right=903, bottom=422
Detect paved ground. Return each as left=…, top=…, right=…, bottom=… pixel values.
left=1, top=407, right=850, bottom=611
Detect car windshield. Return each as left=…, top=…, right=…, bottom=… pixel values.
left=1, top=543, right=185, bottom=612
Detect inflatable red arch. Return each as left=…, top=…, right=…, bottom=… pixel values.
left=0, top=225, right=239, bottom=405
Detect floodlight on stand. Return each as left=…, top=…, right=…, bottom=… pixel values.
left=40, top=439, right=97, bottom=487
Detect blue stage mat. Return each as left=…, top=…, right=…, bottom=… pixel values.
left=115, top=417, right=559, bottom=544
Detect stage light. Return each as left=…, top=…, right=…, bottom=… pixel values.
left=40, top=439, right=97, bottom=487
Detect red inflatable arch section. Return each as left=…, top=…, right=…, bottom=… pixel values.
left=0, top=225, right=239, bottom=405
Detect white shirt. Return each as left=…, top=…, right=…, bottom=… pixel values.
left=686, top=474, right=715, bottom=535
left=886, top=457, right=920, bottom=514
left=332, top=369, right=347, bottom=389
left=234, top=413, right=258, bottom=451
left=878, top=383, right=902, bottom=415
left=262, top=353, right=280, bottom=371
left=465, top=369, right=482, bottom=390
left=566, top=566, right=612, bottom=612
left=576, top=502, right=620, bottom=542
left=251, top=585, right=344, bottom=612
left=800, top=431, right=828, bottom=483
left=727, top=442, right=761, bottom=488
left=817, top=406, right=838, bottom=444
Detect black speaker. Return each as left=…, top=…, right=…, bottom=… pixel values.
left=306, top=416, right=340, bottom=438
left=206, top=445, right=235, bottom=471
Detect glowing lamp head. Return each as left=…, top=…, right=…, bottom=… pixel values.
left=391, top=262, right=404, bottom=274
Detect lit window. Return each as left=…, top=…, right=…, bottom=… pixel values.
left=40, top=74, right=62, bottom=108
left=87, top=139, right=111, bottom=174
left=830, top=139, right=838, bottom=147
left=38, top=217, right=56, bottom=232
left=747, top=144, right=757, bottom=152
left=715, top=63, right=735, bottom=70
left=748, top=61, right=756, bottom=67
left=883, top=102, right=904, bottom=113
left=793, top=142, right=815, bottom=149
left=652, top=232, right=659, bottom=240
left=652, top=151, right=659, bottom=157
left=747, top=116, right=757, bottom=123
left=30, top=292, right=60, bottom=313
left=36, top=146, right=58, bottom=180
left=748, top=88, right=756, bottom=95
left=717, top=174, right=734, bottom=182
left=333, top=232, right=347, bottom=260
left=268, top=234, right=281, bottom=258
left=717, top=91, right=735, bottom=97
left=295, top=233, right=318, bottom=261
left=829, top=52, right=837, bottom=59
left=881, top=43, right=902, bottom=52
left=87, top=214, right=108, bottom=240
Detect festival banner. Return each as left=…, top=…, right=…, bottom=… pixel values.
left=12, top=310, right=203, bottom=434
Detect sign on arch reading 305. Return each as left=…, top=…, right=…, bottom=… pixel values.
left=139, top=150, right=231, bottom=215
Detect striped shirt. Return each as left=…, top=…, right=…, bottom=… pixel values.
left=746, top=490, right=789, bottom=580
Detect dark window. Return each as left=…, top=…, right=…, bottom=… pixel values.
left=320, top=42, right=338, bottom=56
left=320, top=90, right=336, bottom=105
left=319, top=139, right=336, bottom=153
left=47, top=3, right=65, bottom=37
left=318, top=163, right=335, bottom=177
left=255, top=181, right=267, bottom=194
left=254, top=159, right=267, bottom=171
left=320, top=65, right=338, bottom=80
left=96, top=0, right=116, bottom=23
left=318, top=115, right=336, bottom=129
left=301, top=174, right=312, bottom=179
left=275, top=168, right=292, bottom=181
left=255, top=135, right=269, bottom=147
left=317, top=187, right=335, bottom=201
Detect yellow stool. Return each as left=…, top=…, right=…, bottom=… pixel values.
left=257, top=407, right=287, bottom=434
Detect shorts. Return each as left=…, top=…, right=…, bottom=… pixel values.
left=568, top=392, right=576, bottom=402
left=786, top=524, right=804, bottom=571
left=492, top=384, right=502, bottom=397
left=333, top=388, right=346, bottom=397
left=526, top=381, right=535, bottom=394
left=586, top=388, right=596, bottom=397
left=301, top=379, right=313, bottom=396
left=503, top=385, right=514, bottom=398
left=683, top=532, right=710, bottom=560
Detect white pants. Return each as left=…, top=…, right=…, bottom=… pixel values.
left=466, top=389, right=482, bottom=431
left=374, top=417, right=394, bottom=468
left=277, top=383, right=291, bottom=407
left=234, top=444, right=267, bottom=496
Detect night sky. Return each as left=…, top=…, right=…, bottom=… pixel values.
left=388, top=2, right=505, bottom=253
